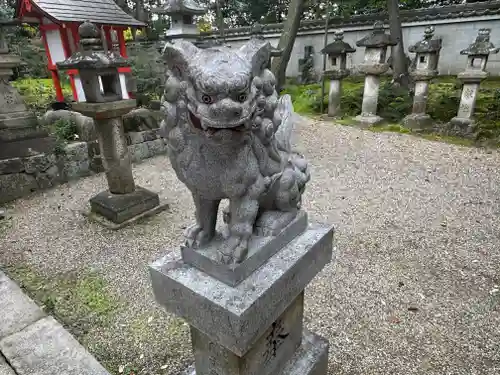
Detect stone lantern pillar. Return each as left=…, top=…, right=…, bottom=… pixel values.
left=0, top=19, right=44, bottom=142
left=321, top=30, right=356, bottom=117
left=57, top=21, right=166, bottom=228
left=355, top=21, right=396, bottom=126
left=402, top=26, right=442, bottom=131
left=449, top=28, right=499, bottom=136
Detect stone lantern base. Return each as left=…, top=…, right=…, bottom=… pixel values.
left=354, top=113, right=384, bottom=127
left=89, top=187, right=161, bottom=224
left=402, top=113, right=433, bottom=131
left=447, top=116, right=476, bottom=138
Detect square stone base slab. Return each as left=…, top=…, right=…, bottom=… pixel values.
left=448, top=117, right=475, bottom=138
left=82, top=187, right=169, bottom=230
left=181, top=210, right=308, bottom=286
left=402, top=113, right=433, bottom=132
left=176, top=330, right=329, bottom=375
left=354, top=114, right=383, bottom=127
left=150, top=223, right=334, bottom=356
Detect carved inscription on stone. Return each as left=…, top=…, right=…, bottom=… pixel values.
left=459, top=103, right=470, bottom=115
left=463, top=87, right=474, bottom=100
left=262, top=318, right=289, bottom=364
left=4, top=92, right=15, bottom=105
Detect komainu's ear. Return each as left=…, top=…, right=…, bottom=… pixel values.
left=239, top=39, right=272, bottom=76
left=163, top=41, right=199, bottom=80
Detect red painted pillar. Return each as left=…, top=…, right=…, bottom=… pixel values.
left=39, top=25, right=65, bottom=102
left=51, top=70, right=65, bottom=102
left=60, top=26, right=77, bottom=101
left=117, top=28, right=128, bottom=58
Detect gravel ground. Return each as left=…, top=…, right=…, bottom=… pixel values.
left=1, top=120, right=500, bottom=375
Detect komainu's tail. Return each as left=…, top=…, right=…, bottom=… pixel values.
left=274, top=94, right=296, bottom=153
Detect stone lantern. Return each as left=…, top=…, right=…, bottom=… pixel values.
left=403, top=26, right=442, bottom=130
left=0, top=19, right=42, bottom=142
left=153, top=0, right=207, bottom=42
left=57, top=21, right=165, bottom=228
left=355, top=21, right=396, bottom=126
left=449, top=28, right=499, bottom=136
left=321, top=30, right=356, bottom=117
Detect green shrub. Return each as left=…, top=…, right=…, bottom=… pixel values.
left=285, top=76, right=500, bottom=143
left=51, top=118, right=78, bottom=142
left=12, top=78, right=72, bottom=116
left=127, top=43, right=164, bottom=101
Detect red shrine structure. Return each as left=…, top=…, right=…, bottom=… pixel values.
left=15, top=0, right=144, bottom=102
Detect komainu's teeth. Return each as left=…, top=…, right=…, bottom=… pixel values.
left=201, top=120, right=209, bottom=130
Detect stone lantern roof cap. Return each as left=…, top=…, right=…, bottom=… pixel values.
left=409, top=26, right=442, bottom=53
left=356, top=21, right=397, bottom=48
left=57, top=20, right=128, bottom=71
left=321, top=30, right=356, bottom=56
left=460, top=28, right=499, bottom=56
left=153, top=0, right=206, bottom=16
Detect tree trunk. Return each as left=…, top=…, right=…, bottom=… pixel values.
left=271, top=0, right=305, bottom=92
left=387, top=0, right=410, bottom=87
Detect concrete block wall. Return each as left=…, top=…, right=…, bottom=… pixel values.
left=205, top=3, right=500, bottom=77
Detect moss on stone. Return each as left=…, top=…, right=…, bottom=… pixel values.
left=4, top=265, right=120, bottom=336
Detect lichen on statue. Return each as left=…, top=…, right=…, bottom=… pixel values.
left=159, top=37, right=310, bottom=265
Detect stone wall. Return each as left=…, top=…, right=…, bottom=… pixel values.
left=0, top=129, right=168, bottom=204
left=88, top=128, right=167, bottom=173
left=199, top=1, right=500, bottom=77
left=0, top=142, right=90, bottom=204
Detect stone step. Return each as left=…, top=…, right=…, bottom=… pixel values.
left=0, top=127, right=48, bottom=143
left=0, top=271, right=111, bottom=375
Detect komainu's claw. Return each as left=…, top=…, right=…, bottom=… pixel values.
left=184, top=224, right=212, bottom=248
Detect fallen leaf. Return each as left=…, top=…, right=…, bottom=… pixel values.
left=389, top=316, right=401, bottom=324
left=160, top=365, right=168, bottom=370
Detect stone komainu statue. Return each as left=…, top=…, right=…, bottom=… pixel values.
left=159, top=37, right=310, bottom=264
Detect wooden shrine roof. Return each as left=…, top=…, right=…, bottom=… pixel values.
left=18, top=0, right=145, bottom=27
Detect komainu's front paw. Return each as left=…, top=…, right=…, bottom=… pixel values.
left=184, top=224, right=213, bottom=248
left=216, top=236, right=249, bottom=265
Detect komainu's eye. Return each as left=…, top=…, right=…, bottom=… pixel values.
left=237, top=93, right=248, bottom=102
left=201, top=94, right=213, bottom=104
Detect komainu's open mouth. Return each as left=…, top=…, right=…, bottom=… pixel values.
left=188, top=110, right=246, bottom=135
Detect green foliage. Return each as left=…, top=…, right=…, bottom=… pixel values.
left=127, top=43, right=164, bottom=102
left=12, top=78, right=72, bottom=116
left=51, top=118, right=78, bottom=142
left=377, top=81, right=413, bottom=122
left=285, top=77, right=500, bottom=143
left=5, top=265, right=120, bottom=335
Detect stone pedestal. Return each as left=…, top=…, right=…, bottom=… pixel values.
left=355, top=74, right=383, bottom=125
left=73, top=100, right=165, bottom=227
left=150, top=219, right=334, bottom=375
